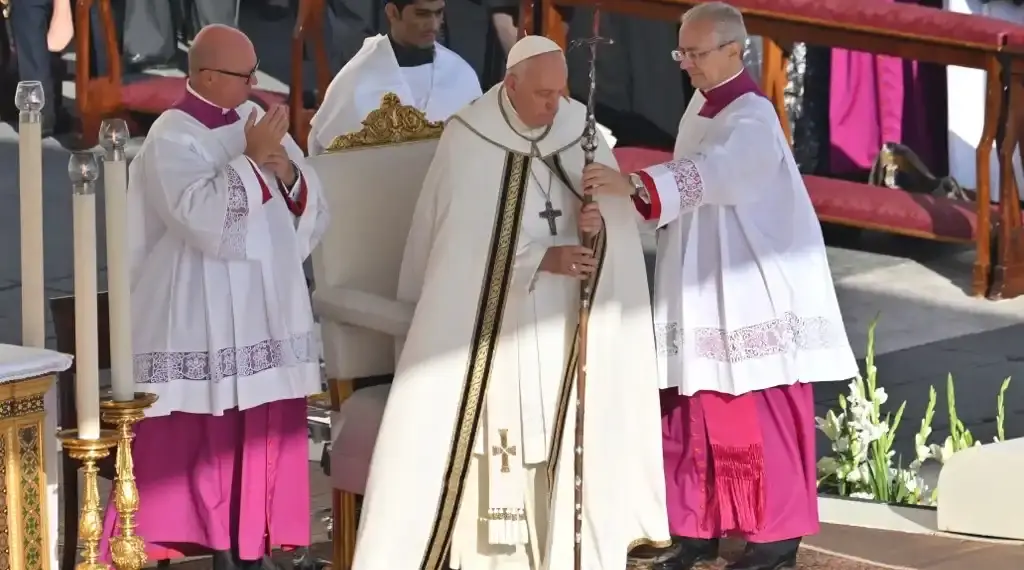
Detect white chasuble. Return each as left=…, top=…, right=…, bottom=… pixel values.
left=308, top=34, right=482, bottom=155
left=128, top=103, right=331, bottom=417
left=352, top=85, right=669, bottom=570
left=637, top=88, right=858, bottom=397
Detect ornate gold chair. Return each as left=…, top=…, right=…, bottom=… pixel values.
left=306, top=93, right=444, bottom=570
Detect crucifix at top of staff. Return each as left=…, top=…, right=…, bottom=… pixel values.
left=569, top=9, right=612, bottom=570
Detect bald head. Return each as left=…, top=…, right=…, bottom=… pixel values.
left=188, top=24, right=253, bottom=75
left=187, top=25, right=258, bottom=109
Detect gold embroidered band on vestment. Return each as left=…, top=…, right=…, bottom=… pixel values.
left=419, top=152, right=531, bottom=570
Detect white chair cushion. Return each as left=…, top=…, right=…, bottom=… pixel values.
left=330, top=384, right=391, bottom=494
left=312, top=286, right=414, bottom=338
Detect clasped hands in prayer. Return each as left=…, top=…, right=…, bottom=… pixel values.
left=243, top=105, right=297, bottom=186
left=538, top=192, right=603, bottom=280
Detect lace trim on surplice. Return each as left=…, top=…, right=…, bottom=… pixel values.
left=664, top=157, right=704, bottom=210
left=220, top=166, right=249, bottom=258
left=655, top=312, right=839, bottom=362
left=135, top=331, right=319, bottom=383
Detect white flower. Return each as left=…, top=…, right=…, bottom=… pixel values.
left=815, top=411, right=842, bottom=441
left=873, top=387, right=888, bottom=405
left=833, top=436, right=849, bottom=453
left=930, top=436, right=956, bottom=464
left=817, top=456, right=840, bottom=476
left=845, top=467, right=861, bottom=483
left=850, top=491, right=875, bottom=500
left=860, top=422, right=888, bottom=443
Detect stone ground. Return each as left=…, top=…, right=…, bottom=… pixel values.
left=6, top=4, right=1024, bottom=568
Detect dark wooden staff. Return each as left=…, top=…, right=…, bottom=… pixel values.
left=570, top=10, right=611, bottom=570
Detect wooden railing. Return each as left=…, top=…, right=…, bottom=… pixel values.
left=522, top=0, right=1024, bottom=299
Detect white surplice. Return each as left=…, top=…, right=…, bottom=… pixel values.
left=639, top=89, right=858, bottom=397
left=352, top=85, right=669, bottom=570
left=308, top=34, right=482, bottom=155
left=128, top=102, right=331, bottom=417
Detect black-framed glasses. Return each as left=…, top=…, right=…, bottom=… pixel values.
left=201, top=59, right=260, bottom=84
left=671, top=42, right=734, bottom=62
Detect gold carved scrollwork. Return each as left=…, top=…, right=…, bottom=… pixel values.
left=325, top=92, right=445, bottom=152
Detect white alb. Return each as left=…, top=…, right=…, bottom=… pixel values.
left=641, top=89, right=858, bottom=396
left=128, top=102, right=330, bottom=417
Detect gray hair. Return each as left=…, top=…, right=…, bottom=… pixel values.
left=681, top=2, right=748, bottom=46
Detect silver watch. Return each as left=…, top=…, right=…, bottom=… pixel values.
left=629, top=173, right=651, bottom=203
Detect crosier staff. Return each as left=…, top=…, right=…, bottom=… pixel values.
left=569, top=10, right=612, bottom=570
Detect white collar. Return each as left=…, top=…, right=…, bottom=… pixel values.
left=706, top=68, right=744, bottom=91
left=186, top=81, right=234, bottom=115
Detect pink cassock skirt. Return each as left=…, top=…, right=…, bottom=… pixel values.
left=660, top=383, right=820, bottom=543
left=98, top=398, right=311, bottom=561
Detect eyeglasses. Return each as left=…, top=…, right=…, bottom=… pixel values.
left=201, top=59, right=260, bottom=84
left=671, top=42, right=734, bottom=62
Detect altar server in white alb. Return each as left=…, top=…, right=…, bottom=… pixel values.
left=308, top=0, right=481, bottom=154
left=584, top=4, right=858, bottom=570
left=99, top=25, right=330, bottom=569
left=352, top=36, right=669, bottom=570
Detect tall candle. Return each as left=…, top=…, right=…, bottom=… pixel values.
left=99, top=119, right=134, bottom=402
left=16, top=81, right=45, bottom=348
left=70, top=152, right=101, bottom=440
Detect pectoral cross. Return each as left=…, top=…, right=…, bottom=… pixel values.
left=491, top=429, right=517, bottom=473
left=539, top=200, right=562, bottom=236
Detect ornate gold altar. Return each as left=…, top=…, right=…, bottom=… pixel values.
left=0, top=373, right=54, bottom=570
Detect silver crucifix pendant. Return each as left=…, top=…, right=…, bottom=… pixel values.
left=539, top=200, right=562, bottom=236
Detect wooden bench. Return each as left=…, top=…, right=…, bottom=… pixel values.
left=71, top=0, right=288, bottom=148
left=523, top=0, right=1024, bottom=299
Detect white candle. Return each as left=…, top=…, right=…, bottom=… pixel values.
left=16, top=81, right=45, bottom=348
left=70, top=152, right=101, bottom=440
left=100, top=119, right=134, bottom=402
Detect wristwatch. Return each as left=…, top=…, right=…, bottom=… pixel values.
left=629, top=173, right=651, bottom=204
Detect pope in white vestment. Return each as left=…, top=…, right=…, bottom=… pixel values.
left=98, top=25, right=331, bottom=568
left=308, top=0, right=482, bottom=155
left=352, top=37, right=670, bottom=570
left=585, top=5, right=858, bottom=570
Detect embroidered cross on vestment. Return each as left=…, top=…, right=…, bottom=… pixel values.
left=491, top=429, right=517, bottom=473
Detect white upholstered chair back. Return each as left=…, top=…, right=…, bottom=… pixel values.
left=307, top=92, right=444, bottom=382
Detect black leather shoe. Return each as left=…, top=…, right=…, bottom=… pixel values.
left=628, top=537, right=719, bottom=569
left=674, top=537, right=720, bottom=569
left=726, top=538, right=800, bottom=570
left=627, top=541, right=683, bottom=569
left=211, top=550, right=238, bottom=570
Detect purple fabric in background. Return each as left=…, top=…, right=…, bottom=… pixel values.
left=828, top=0, right=947, bottom=176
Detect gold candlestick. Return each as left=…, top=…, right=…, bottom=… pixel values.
left=57, top=429, right=120, bottom=570
left=100, top=392, right=158, bottom=570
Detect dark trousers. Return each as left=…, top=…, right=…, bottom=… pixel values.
left=123, top=0, right=237, bottom=59
left=8, top=0, right=60, bottom=122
